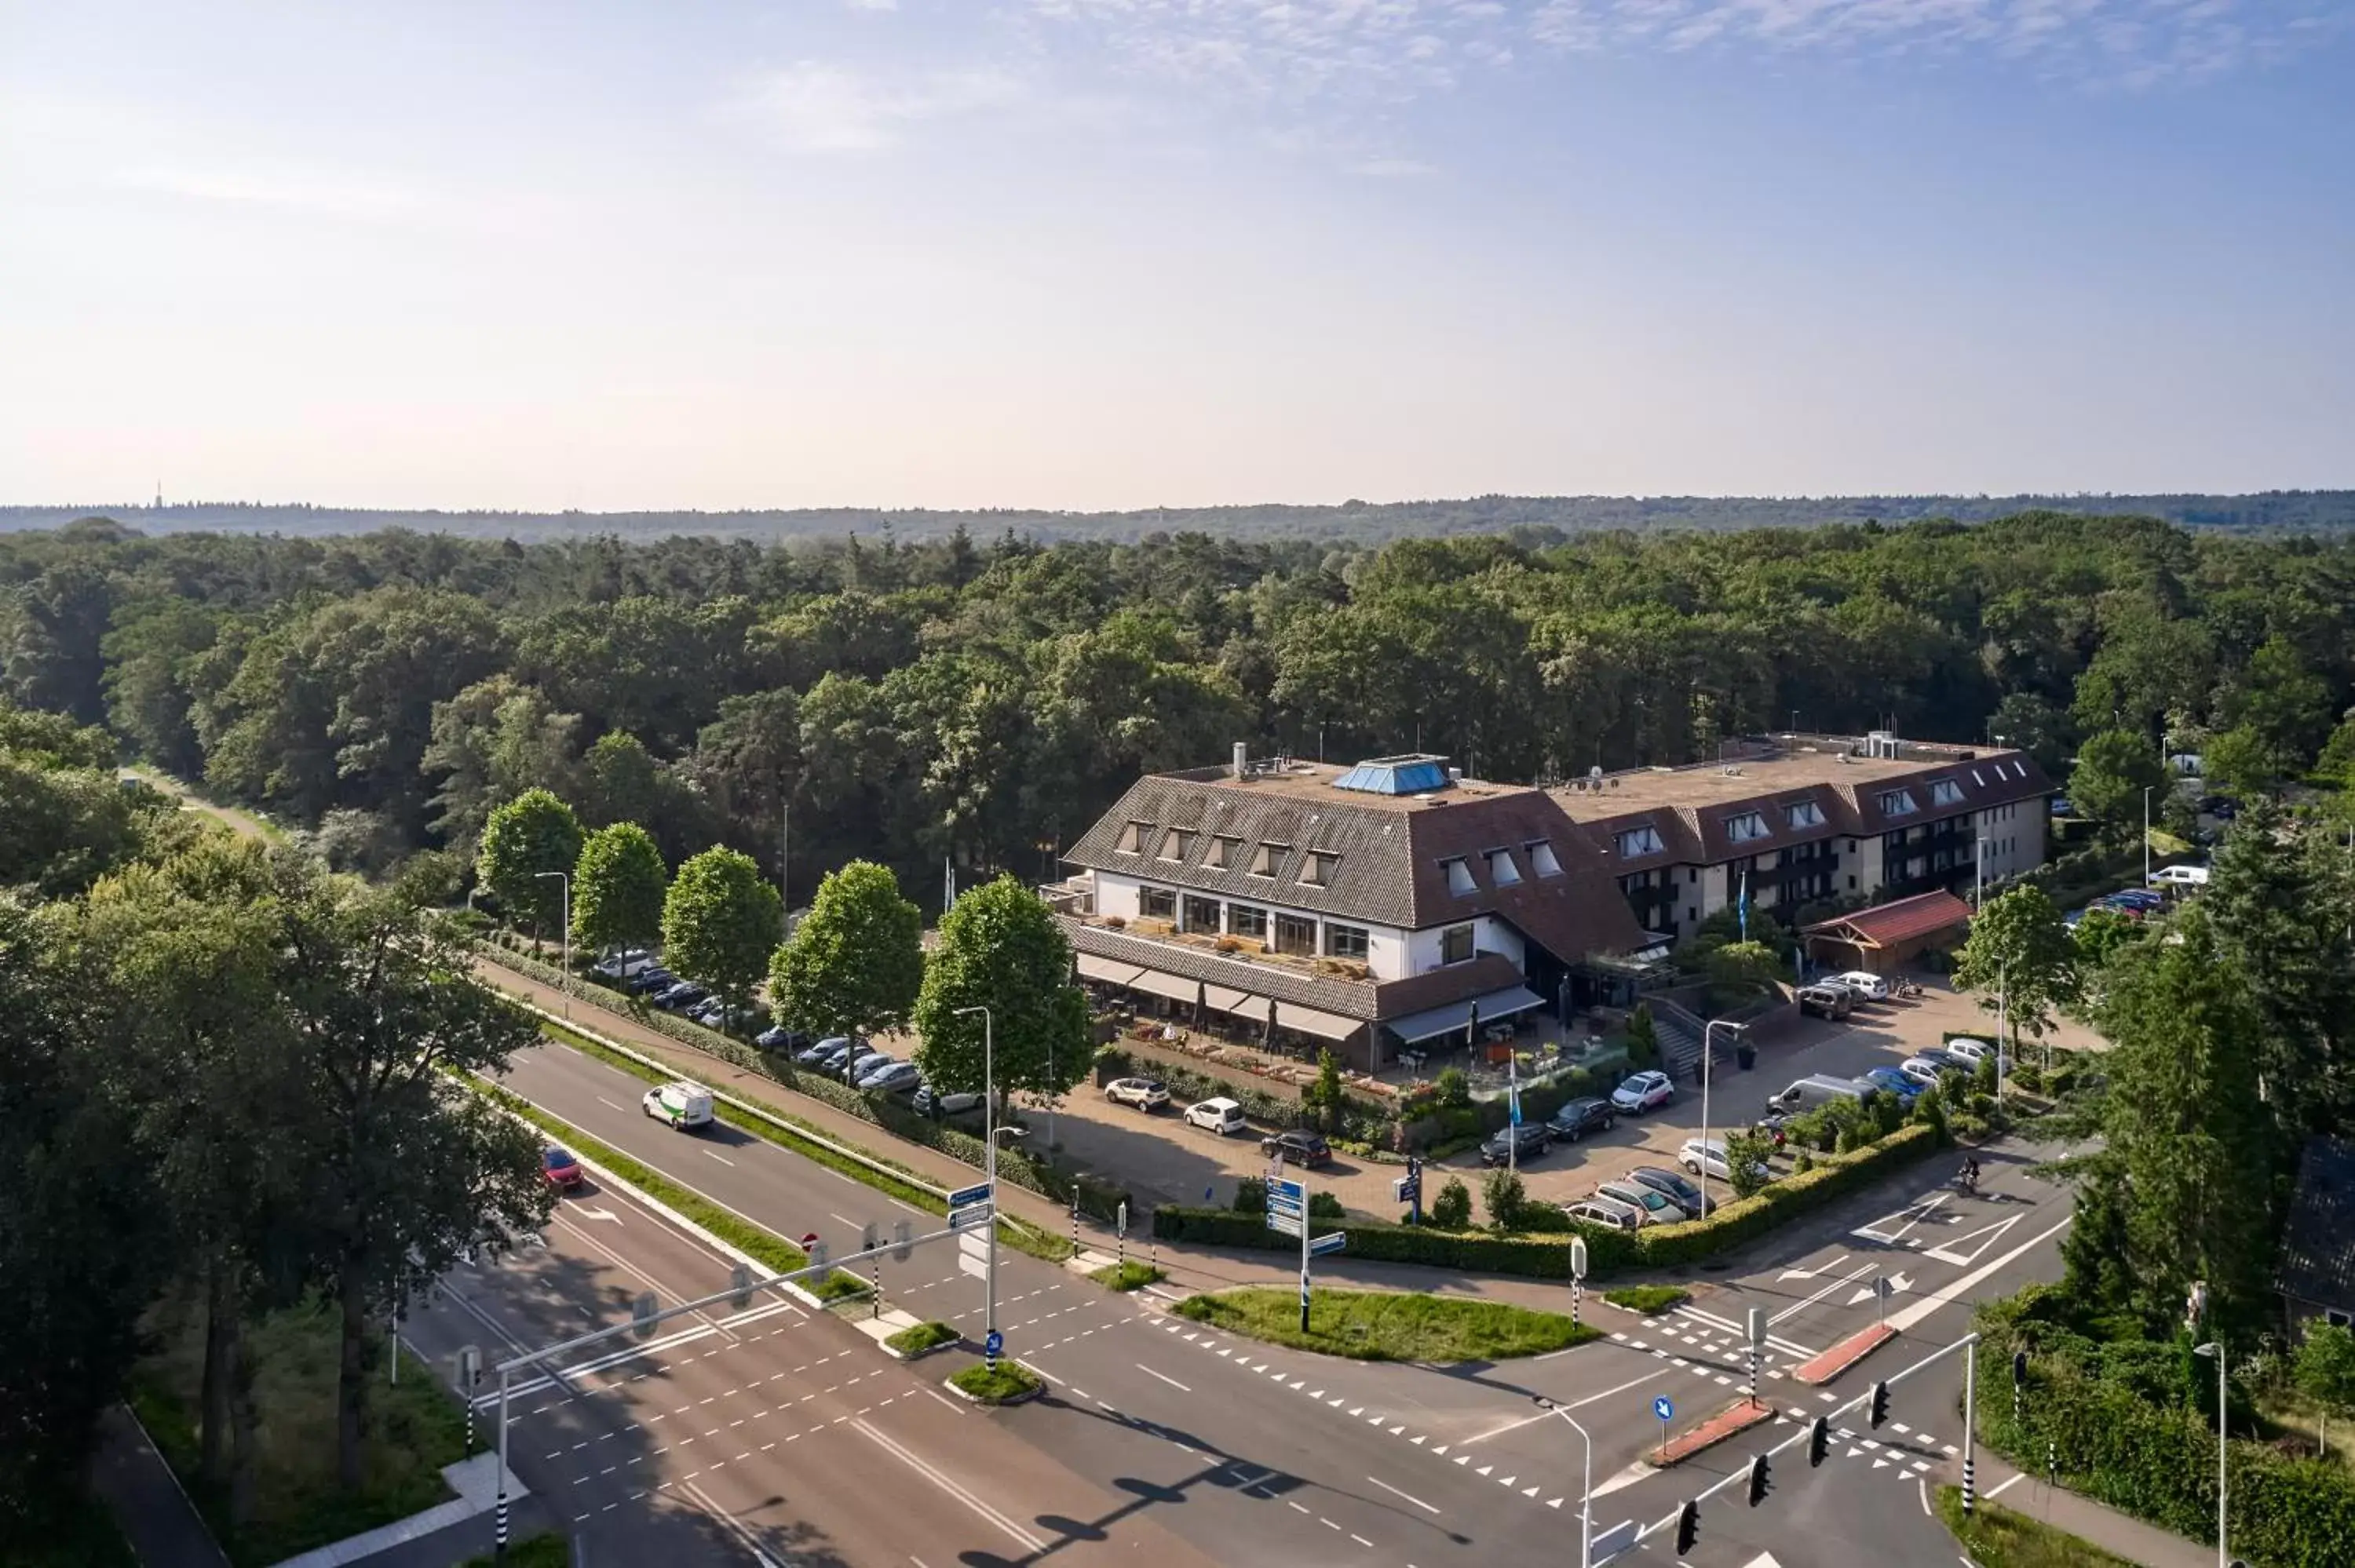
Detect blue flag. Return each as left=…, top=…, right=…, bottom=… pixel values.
left=1737, top=869, right=1751, bottom=942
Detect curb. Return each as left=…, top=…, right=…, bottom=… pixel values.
left=942, top=1369, right=1044, bottom=1407
left=1645, top=1398, right=1777, bottom=1468
left=1793, top=1322, right=1897, bottom=1385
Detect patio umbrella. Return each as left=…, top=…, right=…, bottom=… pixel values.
left=1464, top=999, right=1481, bottom=1056
left=1261, top=1002, right=1279, bottom=1049
left=1195, top=978, right=1209, bottom=1026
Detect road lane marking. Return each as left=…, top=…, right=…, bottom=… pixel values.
left=1887, top=1215, right=2073, bottom=1334
left=1134, top=1364, right=1192, bottom=1393
left=1986, top=1471, right=2026, bottom=1500
left=704, top=1150, right=735, bottom=1167
left=1367, top=1476, right=1440, bottom=1514
left=854, top=1418, right=1047, bottom=1553
left=829, top=1212, right=856, bottom=1227
left=597, top=1096, right=627, bottom=1113
left=1562, top=1369, right=1671, bottom=1411
left=1771, top=1260, right=1880, bottom=1326
left=1462, top=1409, right=1556, bottom=1446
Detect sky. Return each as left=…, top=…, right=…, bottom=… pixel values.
left=2, top=0, right=2350, bottom=512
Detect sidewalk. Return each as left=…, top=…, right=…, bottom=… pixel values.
left=1972, top=1453, right=2217, bottom=1568
left=87, top=1402, right=231, bottom=1568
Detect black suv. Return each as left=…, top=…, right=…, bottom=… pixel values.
left=1261, top=1129, right=1332, bottom=1167
left=1549, top=1097, right=1617, bottom=1142
left=1480, top=1121, right=1552, bottom=1168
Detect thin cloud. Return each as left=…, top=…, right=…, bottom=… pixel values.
left=730, top=61, right=1026, bottom=152
left=112, top=163, right=427, bottom=223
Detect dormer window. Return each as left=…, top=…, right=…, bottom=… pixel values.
left=1159, top=826, right=1195, bottom=861
left=1298, top=850, right=1340, bottom=888
left=1970, top=768, right=1985, bottom=787
left=1724, top=811, right=1769, bottom=843
left=1616, top=826, right=1666, bottom=858
left=1116, top=820, right=1153, bottom=853
left=1929, top=779, right=1965, bottom=808
left=2012, top=760, right=2029, bottom=780
left=1251, top=841, right=1287, bottom=877
left=1784, top=800, right=1825, bottom=830
left=1210, top=834, right=1242, bottom=870
left=1526, top=840, right=1564, bottom=877
left=1485, top=848, right=1521, bottom=886
left=1441, top=856, right=1477, bottom=895
left=1878, top=789, right=1919, bottom=817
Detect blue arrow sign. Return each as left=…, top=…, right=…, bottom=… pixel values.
left=948, top=1183, right=993, bottom=1209
left=1653, top=1395, right=1674, bottom=1422
left=1269, top=1179, right=1305, bottom=1204
left=984, top=1329, right=1003, bottom=1357
left=1309, top=1232, right=1348, bottom=1257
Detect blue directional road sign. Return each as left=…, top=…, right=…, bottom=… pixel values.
left=1266, top=1177, right=1307, bottom=1238
left=1653, top=1395, right=1674, bottom=1422
left=984, top=1329, right=1003, bottom=1358
left=1308, top=1232, right=1348, bottom=1258
left=948, top=1183, right=994, bottom=1210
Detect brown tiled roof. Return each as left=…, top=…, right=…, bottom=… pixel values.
left=1802, top=890, right=1974, bottom=949
left=1064, top=768, right=1646, bottom=962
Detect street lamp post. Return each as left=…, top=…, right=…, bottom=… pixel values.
left=1548, top=1406, right=1594, bottom=1568
left=534, top=870, right=571, bottom=1019
left=955, top=1005, right=998, bottom=1364
left=2143, top=786, right=2155, bottom=890
left=1699, top=1019, right=1736, bottom=1213
left=2196, top=1341, right=2229, bottom=1567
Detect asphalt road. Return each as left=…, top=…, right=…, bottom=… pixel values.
left=490, top=1039, right=2084, bottom=1567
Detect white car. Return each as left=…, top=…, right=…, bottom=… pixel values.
left=1825, top=970, right=1890, bottom=1002
left=1943, top=1037, right=2012, bottom=1071
left=642, top=1081, right=714, bottom=1130
left=1564, top=1195, right=1643, bottom=1232
left=1678, top=1137, right=1769, bottom=1187
left=1105, top=1077, right=1170, bottom=1110
left=1898, top=1054, right=1959, bottom=1088
left=1612, top=1070, right=1676, bottom=1114
left=1184, top=1096, right=1246, bottom=1135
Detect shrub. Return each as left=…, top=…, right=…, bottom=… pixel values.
left=885, top=1321, right=959, bottom=1356
left=1626, top=1003, right=1659, bottom=1069
left=1724, top=1129, right=1774, bottom=1199
left=1429, top=1176, right=1473, bottom=1231
left=1090, top=1261, right=1165, bottom=1292
left=951, top=1362, right=1043, bottom=1404
left=1309, top=1191, right=1345, bottom=1220
left=1436, top=1066, right=1470, bottom=1109
left=1483, top=1167, right=1528, bottom=1232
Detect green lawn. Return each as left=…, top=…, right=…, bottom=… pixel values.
left=885, top=1321, right=960, bottom=1357
left=1934, top=1486, right=2138, bottom=1568
left=1172, top=1288, right=1600, bottom=1362
left=1603, top=1285, right=1690, bottom=1315
left=950, top=1361, right=1043, bottom=1404
left=129, top=1293, right=468, bottom=1568
left=1090, top=1261, right=1166, bottom=1292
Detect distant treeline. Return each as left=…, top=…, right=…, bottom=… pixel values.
left=4, top=490, right=2352, bottom=545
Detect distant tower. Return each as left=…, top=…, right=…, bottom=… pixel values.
left=154, top=481, right=163, bottom=510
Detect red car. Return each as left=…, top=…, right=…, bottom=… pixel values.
left=542, top=1146, right=585, bottom=1193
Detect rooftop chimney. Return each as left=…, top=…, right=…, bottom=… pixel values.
left=1232, top=742, right=1249, bottom=779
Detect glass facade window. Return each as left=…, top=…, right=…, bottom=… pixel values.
left=1139, top=886, right=1176, bottom=921
left=1181, top=895, right=1221, bottom=933
left=1228, top=905, right=1268, bottom=942
left=1325, top=923, right=1370, bottom=961
left=1273, top=913, right=1316, bottom=956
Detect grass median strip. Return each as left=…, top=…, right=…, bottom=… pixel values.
left=950, top=1362, right=1043, bottom=1405
left=1934, top=1486, right=2137, bottom=1568
left=885, top=1322, right=960, bottom=1357
left=1090, top=1261, right=1166, bottom=1292
left=1171, top=1287, right=1601, bottom=1363
left=1602, top=1285, right=1691, bottom=1315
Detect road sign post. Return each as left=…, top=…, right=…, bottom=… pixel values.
left=1747, top=1305, right=1766, bottom=1406
left=1300, top=1176, right=1312, bottom=1333
left=1654, top=1395, right=1674, bottom=1461
left=864, top=1222, right=882, bottom=1318
left=459, top=1346, right=480, bottom=1455
left=1876, top=1270, right=1894, bottom=1329
left=1117, top=1200, right=1128, bottom=1272
left=984, top=1328, right=1002, bottom=1374
left=1570, top=1236, right=1588, bottom=1329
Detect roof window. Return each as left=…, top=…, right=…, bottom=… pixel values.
left=1785, top=800, right=1825, bottom=830
left=1298, top=850, right=1340, bottom=888
left=1724, top=811, right=1769, bottom=843
left=1525, top=840, right=1565, bottom=877
left=1485, top=848, right=1521, bottom=886
left=1159, top=826, right=1195, bottom=860
left=1250, top=841, right=1287, bottom=877
left=1878, top=789, right=1919, bottom=817
left=1929, top=779, right=1965, bottom=808
left=1116, top=820, right=1153, bottom=853
left=1441, top=856, right=1477, bottom=895
left=1616, top=825, right=1666, bottom=858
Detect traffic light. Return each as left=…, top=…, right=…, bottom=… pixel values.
left=1746, top=1453, right=1773, bottom=1507
left=1674, top=1499, right=1700, bottom=1555
left=1869, top=1380, right=1891, bottom=1429
left=1808, top=1415, right=1830, bottom=1468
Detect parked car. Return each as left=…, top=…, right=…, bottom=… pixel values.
left=1678, top=1136, right=1769, bottom=1186
left=1856, top=1065, right=1923, bottom=1103
left=654, top=981, right=708, bottom=1011
left=1564, top=1195, right=1642, bottom=1232
left=1596, top=1179, right=1681, bottom=1227
left=814, top=1040, right=859, bottom=1073
left=1105, top=1077, right=1170, bottom=1110
left=796, top=1037, right=845, bottom=1067
left=1915, top=1046, right=1976, bottom=1074
left=858, top=1061, right=922, bottom=1095
left=912, top=1081, right=983, bottom=1118
left=1797, top=983, right=1856, bottom=1020
left=642, top=1081, right=714, bottom=1130
left=1261, top=1129, right=1333, bottom=1167
left=1824, top=970, right=1890, bottom=1001
left=1627, top=1165, right=1712, bottom=1219
left=1480, top=1122, right=1552, bottom=1168
left=847, top=1048, right=894, bottom=1081
left=1765, top=1074, right=1864, bottom=1117
left=624, top=967, right=677, bottom=995
left=1612, top=1070, right=1676, bottom=1114
left=688, top=997, right=728, bottom=1026
left=1897, top=1054, right=1958, bottom=1088
left=1549, top=1097, right=1617, bottom=1142
left=542, top=1145, right=586, bottom=1191
left=756, top=1026, right=810, bottom=1052
left=1185, top=1096, right=1247, bottom=1135
left=593, top=948, right=656, bottom=980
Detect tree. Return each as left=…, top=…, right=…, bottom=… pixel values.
left=661, top=847, right=783, bottom=1016
left=1482, top=1166, right=1528, bottom=1232
left=1625, top=1004, right=1659, bottom=1070
left=1429, top=1176, right=1473, bottom=1231
left=768, top=860, right=922, bottom=1041
left=420, top=675, right=581, bottom=850
left=2067, top=728, right=2170, bottom=839
left=911, top=876, right=1089, bottom=1113
left=2203, top=724, right=2291, bottom=800
left=476, top=788, right=583, bottom=937
left=572, top=823, right=668, bottom=957
left=1308, top=1047, right=1346, bottom=1134
left=1952, top=884, right=2079, bottom=1048
left=2069, top=905, right=2141, bottom=981
left=2296, top=1321, right=2355, bottom=1454
left=270, top=870, right=551, bottom=1490
left=1723, top=1129, right=1774, bottom=1199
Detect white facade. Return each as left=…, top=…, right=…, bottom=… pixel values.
left=1087, top=867, right=1507, bottom=984
left=1970, top=801, right=2046, bottom=884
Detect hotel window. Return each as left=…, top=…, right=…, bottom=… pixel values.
left=1785, top=800, right=1825, bottom=830
left=1930, top=779, right=1965, bottom=808
left=1181, top=895, right=1221, bottom=933
left=1485, top=848, right=1521, bottom=886
left=1299, top=850, right=1340, bottom=888
left=1210, top=835, right=1242, bottom=870
left=1228, top=905, right=1268, bottom=942
left=1441, top=856, right=1477, bottom=895
left=1159, top=826, right=1195, bottom=861
left=1440, top=923, right=1475, bottom=965
left=1138, top=886, right=1176, bottom=921
left=1117, top=820, right=1153, bottom=853
left=1725, top=811, right=1769, bottom=844
left=1526, top=840, right=1565, bottom=877
left=1324, top=923, right=1370, bottom=961
left=1879, top=789, right=1919, bottom=817
left=1970, top=768, right=1985, bottom=787
left=1616, top=825, right=1666, bottom=858
left=1273, top=913, right=1316, bottom=956
left=1251, top=841, right=1288, bottom=877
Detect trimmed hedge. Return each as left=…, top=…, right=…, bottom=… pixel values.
left=1156, top=1122, right=1941, bottom=1278
left=1092, top=1044, right=1387, bottom=1141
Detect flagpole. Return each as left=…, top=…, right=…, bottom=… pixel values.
left=1508, top=1048, right=1519, bottom=1179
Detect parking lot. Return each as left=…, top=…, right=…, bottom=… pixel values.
left=1040, top=975, right=2105, bottom=1221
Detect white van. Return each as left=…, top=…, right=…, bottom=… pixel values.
left=1184, top=1096, right=1246, bottom=1136
left=1765, top=1075, right=1864, bottom=1116
left=642, top=1081, right=714, bottom=1130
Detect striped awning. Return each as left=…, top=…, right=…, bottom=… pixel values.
left=1127, top=967, right=1200, bottom=1004
left=1076, top=954, right=1145, bottom=987
left=1274, top=1003, right=1363, bottom=1041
